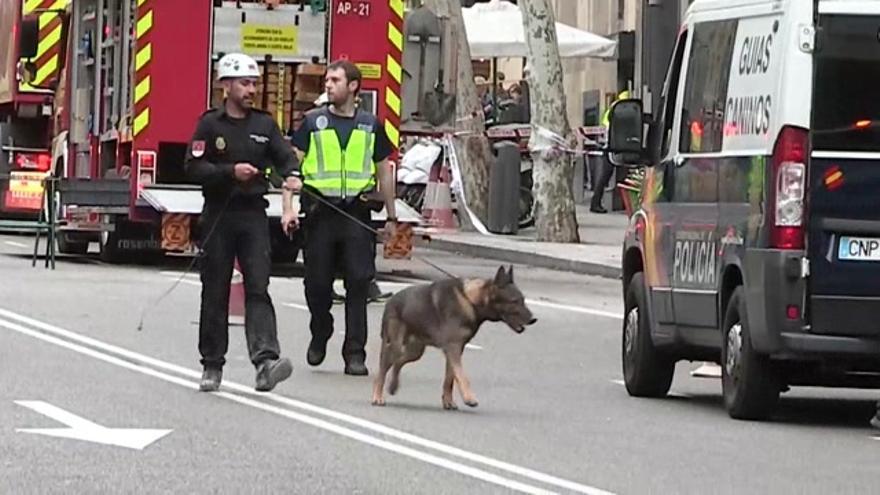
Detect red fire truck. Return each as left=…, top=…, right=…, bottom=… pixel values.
left=6, top=0, right=420, bottom=262
left=0, top=0, right=66, bottom=219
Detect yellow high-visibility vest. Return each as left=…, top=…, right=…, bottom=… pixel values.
left=601, top=90, right=631, bottom=128
left=301, top=109, right=377, bottom=198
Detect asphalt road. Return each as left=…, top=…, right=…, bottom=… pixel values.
left=1, top=235, right=879, bottom=494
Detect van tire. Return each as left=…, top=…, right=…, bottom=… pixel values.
left=622, top=272, right=675, bottom=397
left=721, top=287, right=780, bottom=420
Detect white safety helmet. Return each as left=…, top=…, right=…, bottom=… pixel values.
left=314, top=92, right=329, bottom=106
left=216, top=53, right=261, bottom=80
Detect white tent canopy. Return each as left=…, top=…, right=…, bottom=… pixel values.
left=462, top=0, right=617, bottom=59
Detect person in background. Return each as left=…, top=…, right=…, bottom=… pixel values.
left=593, top=89, right=631, bottom=214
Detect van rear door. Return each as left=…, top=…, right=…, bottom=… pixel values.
left=808, top=9, right=880, bottom=336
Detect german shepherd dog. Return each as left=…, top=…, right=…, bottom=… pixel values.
left=371, top=266, right=537, bottom=409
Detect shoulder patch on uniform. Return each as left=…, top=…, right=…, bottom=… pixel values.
left=192, top=140, right=206, bottom=158
left=305, top=107, right=330, bottom=121
left=316, top=115, right=329, bottom=130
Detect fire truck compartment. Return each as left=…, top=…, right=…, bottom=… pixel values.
left=139, top=185, right=423, bottom=225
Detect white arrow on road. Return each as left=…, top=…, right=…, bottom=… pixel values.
left=15, top=400, right=172, bottom=450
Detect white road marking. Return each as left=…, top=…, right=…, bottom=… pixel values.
left=15, top=400, right=171, bottom=450
left=610, top=380, right=690, bottom=399
left=161, top=271, right=624, bottom=322
left=0, top=308, right=614, bottom=495
left=160, top=271, right=197, bottom=278
left=283, top=303, right=479, bottom=349
left=4, top=241, right=28, bottom=248
left=282, top=302, right=310, bottom=312
left=0, top=316, right=556, bottom=495
left=690, top=363, right=722, bottom=379
left=526, top=299, right=622, bottom=320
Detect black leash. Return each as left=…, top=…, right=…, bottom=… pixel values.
left=296, top=186, right=458, bottom=279
left=137, top=171, right=456, bottom=331
left=136, top=194, right=232, bottom=332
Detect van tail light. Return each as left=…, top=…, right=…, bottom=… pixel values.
left=771, top=126, right=809, bottom=249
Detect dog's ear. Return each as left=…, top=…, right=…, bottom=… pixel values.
left=494, top=266, right=509, bottom=286
left=508, top=265, right=515, bottom=282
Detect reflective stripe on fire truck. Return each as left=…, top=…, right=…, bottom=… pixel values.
left=384, top=0, right=404, bottom=148
left=133, top=2, right=153, bottom=138
left=18, top=0, right=68, bottom=91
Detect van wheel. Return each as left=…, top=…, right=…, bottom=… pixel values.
left=622, top=272, right=675, bottom=397
left=722, top=287, right=780, bottom=420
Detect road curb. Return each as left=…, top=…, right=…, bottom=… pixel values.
left=419, top=238, right=622, bottom=280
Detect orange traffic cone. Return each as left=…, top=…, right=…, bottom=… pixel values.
left=228, top=257, right=245, bottom=327
left=421, top=158, right=456, bottom=231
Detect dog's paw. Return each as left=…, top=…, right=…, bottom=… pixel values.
left=388, top=380, right=399, bottom=396
left=371, top=397, right=386, bottom=407
left=442, top=398, right=458, bottom=410
left=464, top=398, right=479, bottom=408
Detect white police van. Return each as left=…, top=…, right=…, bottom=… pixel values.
left=607, top=0, right=880, bottom=420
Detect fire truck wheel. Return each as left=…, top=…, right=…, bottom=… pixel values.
left=99, top=228, right=127, bottom=263
left=56, top=235, right=89, bottom=255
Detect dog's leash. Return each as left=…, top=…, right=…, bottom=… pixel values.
left=136, top=193, right=233, bottom=332
left=294, top=186, right=458, bottom=279
left=136, top=174, right=457, bottom=332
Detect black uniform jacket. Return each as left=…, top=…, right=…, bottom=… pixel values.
left=185, top=106, right=299, bottom=209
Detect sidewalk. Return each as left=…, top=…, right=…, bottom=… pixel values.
left=420, top=201, right=627, bottom=279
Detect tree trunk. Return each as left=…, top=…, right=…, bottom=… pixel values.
left=521, top=0, right=580, bottom=243
left=425, top=0, right=493, bottom=228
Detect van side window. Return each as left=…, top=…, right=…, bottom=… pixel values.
left=679, top=20, right=738, bottom=154
left=659, top=31, right=689, bottom=159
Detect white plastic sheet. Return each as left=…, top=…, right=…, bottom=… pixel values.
left=462, top=0, right=617, bottom=59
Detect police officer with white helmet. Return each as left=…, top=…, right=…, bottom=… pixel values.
left=185, top=53, right=300, bottom=392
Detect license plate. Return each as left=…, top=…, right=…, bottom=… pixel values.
left=838, top=236, right=880, bottom=261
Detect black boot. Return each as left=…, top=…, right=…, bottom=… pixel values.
left=199, top=368, right=222, bottom=392
left=332, top=289, right=345, bottom=304
left=307, top=338, right=327, bottom=366
left=344, top=357, right=369, bottom=376
left=255, top=358, right=293, bottom=392
left=367, top=280, right=392, bottom=304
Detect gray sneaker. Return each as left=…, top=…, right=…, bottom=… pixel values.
left=255, top=358, right=293, bottom=392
